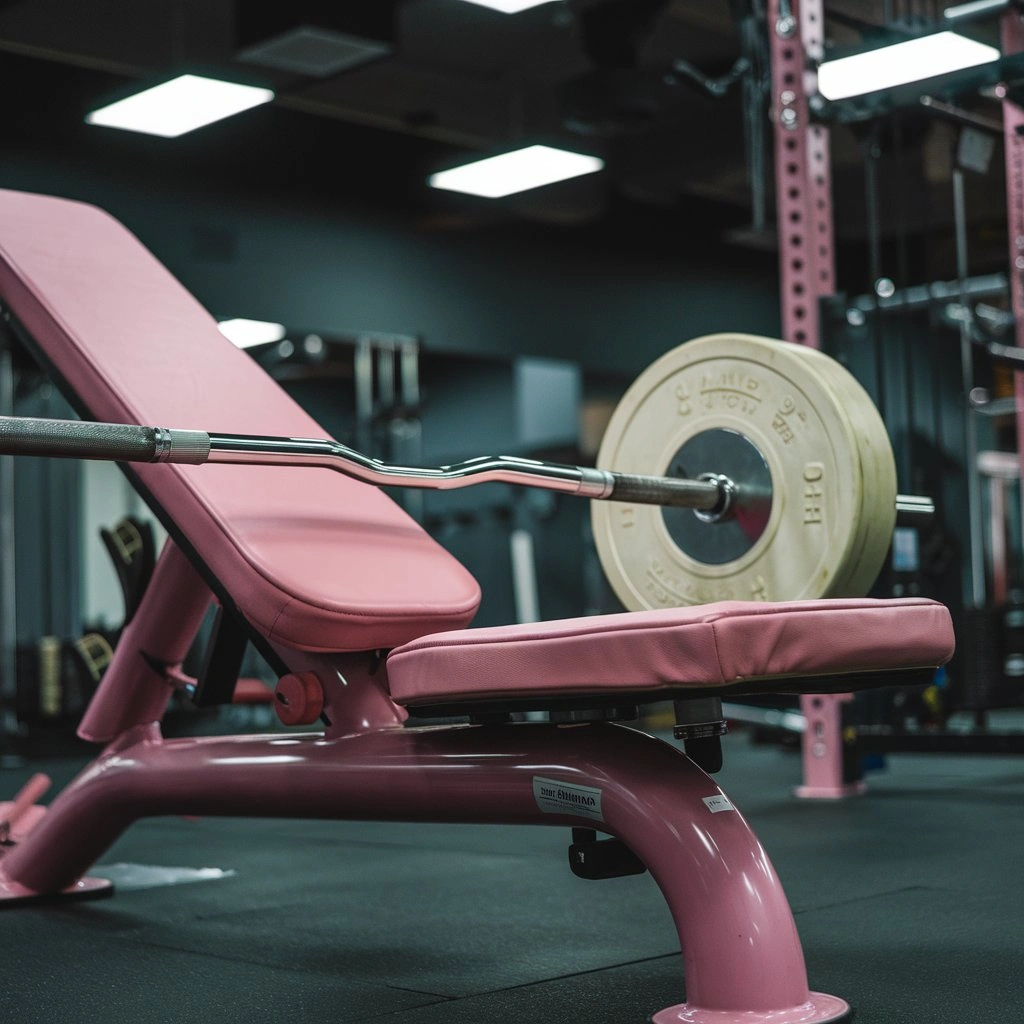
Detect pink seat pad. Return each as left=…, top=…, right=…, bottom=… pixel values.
left=0, top=190, right=481, bottom=652
left=386, top=598, right=955, bottom=705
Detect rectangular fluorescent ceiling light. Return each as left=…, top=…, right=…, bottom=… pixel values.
left=86, top=75, right=274, bottom=138
left=218, top=318, right=286, bottom=348
left=429, top=145, right=603, bottom=198
left=817, top=31, right=999, bottom=101
left=456, top=0, right=557, bottom=11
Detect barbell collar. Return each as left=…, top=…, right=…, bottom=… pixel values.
left=154, top=427, right=211, bottom=464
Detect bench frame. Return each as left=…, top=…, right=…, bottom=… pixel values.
left=0, top=536, right=850, bottom=1024
left=0, top=282, right=869, bottom=1023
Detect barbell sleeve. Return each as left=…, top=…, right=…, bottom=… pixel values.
left=895, top=494, right=936, bottom=522
left=606, top=472, right=723, bottom=512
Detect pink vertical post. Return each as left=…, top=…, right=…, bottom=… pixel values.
left=795, top=693, right=864, bottom=800
left=769, top=0, right=857, bottom=797
left=77, top=538, right=212, bottom=743
left=1002, top=13, right=1024, bottom=544
left=768, top=0, right=835, bottom=349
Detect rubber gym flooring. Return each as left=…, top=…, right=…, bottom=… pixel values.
left=1, top=727, right=1021, bottom=1024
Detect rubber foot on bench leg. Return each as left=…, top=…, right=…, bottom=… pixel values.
left=652, top=992, right=851, bottom=1024
left=0, top=871, right=113, bottom=908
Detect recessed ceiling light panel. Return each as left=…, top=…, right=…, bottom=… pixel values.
left=429, top=145, right=604, bottom=198
left=86, top=75, right=274, bottom=138
left=218, top=319, right=287, bottom=348
left=456, top=0, right=557, bottom=11
left=817, top=31, right=1000, bottom=101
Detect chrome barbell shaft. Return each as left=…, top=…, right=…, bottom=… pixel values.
left=0, top=416, right=724, bottom=511
left=0, top=415, right=932, bottom=517
left=204, top=432, right=726, bottom=510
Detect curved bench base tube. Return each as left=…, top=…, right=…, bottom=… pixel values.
left=0, top=721, right=846, bottom=1021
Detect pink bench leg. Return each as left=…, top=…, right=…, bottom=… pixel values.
left=0, top=722, right=847, bottom=1022
left=78, top=539, right=212, bottom=743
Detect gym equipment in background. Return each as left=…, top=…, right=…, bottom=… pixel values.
left=9, top=517, right=154, bottom=738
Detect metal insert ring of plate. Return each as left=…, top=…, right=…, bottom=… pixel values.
left=591, top=333, right=897, bottom=610
left=662, top=428, right=773, bottom=565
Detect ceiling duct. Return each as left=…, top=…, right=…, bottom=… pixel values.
left=235, top=3, right=401, bottom=78
left=561, top=0, right=688, bottom=136
left=240, top=27, right=391, bottom=78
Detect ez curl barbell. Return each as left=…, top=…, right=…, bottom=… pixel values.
left=0, top=334, right=929, bottom=608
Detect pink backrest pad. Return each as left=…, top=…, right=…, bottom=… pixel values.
left=0, top=189, right=481, bottom=652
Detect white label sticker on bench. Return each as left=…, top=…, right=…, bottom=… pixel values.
left=702, top=795, right=735, bottom=813
left=533, top=776, right=604, bottom=822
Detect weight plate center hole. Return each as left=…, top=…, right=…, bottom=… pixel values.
left=662, top=429, right=774, bottom=566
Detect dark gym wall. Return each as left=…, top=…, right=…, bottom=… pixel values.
left=0, top=150, right=781, bottom=376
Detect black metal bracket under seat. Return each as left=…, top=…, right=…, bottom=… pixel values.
left=192, top=604, right=250, bottom=707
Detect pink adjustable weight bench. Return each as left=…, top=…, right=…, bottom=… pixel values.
left=0, top=190, right=954, bottom=1024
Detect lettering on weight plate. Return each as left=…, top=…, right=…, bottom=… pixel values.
left=675, top=383, right=693, bottom=416
left=646, top=559, right=686, bottom=605
left=750, top=574, right=769, bottom=600
left=772, top=412, right=795, bottom=444
left=698, top=370, right=763, bottom=416
left=648, top=558, right=732, bottom=605
left=771, top=396, right=808, bottom=445
left=619, top=506, right=636, bottom=529
left=803, top=462, right=824, bottom=524
left=533, top=777, right=604, bottom=822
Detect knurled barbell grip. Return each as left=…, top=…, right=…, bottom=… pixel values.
left=608, top=472, right=723, bottom=511
left=0, top=415, right=159, bottom=462
left=0, top=415, right=211, bottom=465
